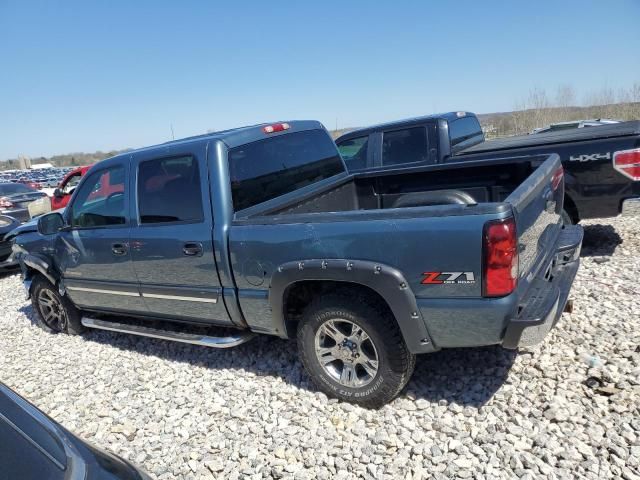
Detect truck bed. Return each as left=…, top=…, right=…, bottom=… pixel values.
left=254, top=155, right=546, bottom=217
left=458, top=120, right=640, bottom=155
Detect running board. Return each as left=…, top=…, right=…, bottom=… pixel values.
left=81, top=317, right=256, bottom=348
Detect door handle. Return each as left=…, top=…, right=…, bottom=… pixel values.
left=183, top=242, right=203, bottom=257
left=111, top=243, right=128, bottom=256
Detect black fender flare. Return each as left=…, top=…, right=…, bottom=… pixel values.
left=22, top=253, right=59, bottom=295
left=269, top=259, right=436, bottom=353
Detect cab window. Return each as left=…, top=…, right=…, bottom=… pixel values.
left=62, top=173, right=82, bottom=194
left=229, top=129, right=344, bottom=211
left=382, top=127, right=428, bottom=166
left=337, top=135, right=368, bottom=170
left=137, top=156, right=204, bottom=224
left=449, top=116, right=483, bottom=148
left=70, top=165, right=126, bottom=228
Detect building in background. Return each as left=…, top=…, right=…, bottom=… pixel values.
left=17, top=155, right=31, bottom=170
left=30, top=162, right=54, bottom=170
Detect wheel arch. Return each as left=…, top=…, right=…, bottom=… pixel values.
left=269, top=259, right=436, bottom=354
left=21, top=253, right=60, bottom=298
left=563, top=193, right=580, bottom=224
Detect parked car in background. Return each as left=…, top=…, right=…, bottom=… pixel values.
left=0, top=215, right=20, bottom=270
left=530, top=118, right=620, bottom=134
left=0, top=183, right=50, bottom=223
left=13, top=120, right=583, bottom=407
left=16, top=178, right=43, bottom=190
left=335, top=112, right=640, bottom=224
left=0, top=382, right=150, bottom=479
left=43, top=177, right=58, bottom=188
left=51, top=165, right=91, bottom=210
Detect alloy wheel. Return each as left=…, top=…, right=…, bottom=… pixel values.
left=314, top=319, right=379, bottom=388
left=37, top=289, right=68, bottom=332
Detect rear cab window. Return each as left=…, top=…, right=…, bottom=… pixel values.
left=449, top=116, right=484, bottom=151
left=228, top=129, right=345, bottom=212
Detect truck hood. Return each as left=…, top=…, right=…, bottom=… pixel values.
left=4, top=208, right=65, bottom=241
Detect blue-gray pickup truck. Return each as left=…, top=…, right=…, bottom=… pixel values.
left=10, top=121, right=583, bottom=407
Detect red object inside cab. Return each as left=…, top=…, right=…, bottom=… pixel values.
left=51, top=166, right=91, bottom=210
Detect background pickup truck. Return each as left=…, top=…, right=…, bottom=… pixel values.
left=335, top=112, right=640, bottom=224
left=12, top=121, right=583, bottom=407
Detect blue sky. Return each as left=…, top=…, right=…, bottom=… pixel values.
left=1, top=0, right=639, bottom=159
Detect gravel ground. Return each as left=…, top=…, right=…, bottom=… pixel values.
left=1, top=216, right=638, bottom=480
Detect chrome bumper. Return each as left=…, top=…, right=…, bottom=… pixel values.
left=621, top=198, right=640, bottom=216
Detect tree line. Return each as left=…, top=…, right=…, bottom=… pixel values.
left=0, top=149, right=130, bottom=171
left=479, top=84, right=640, bottom=138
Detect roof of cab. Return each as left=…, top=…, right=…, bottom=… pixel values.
left=134, top=120, right=325, bottom=154
left=335, top=112, right=477, bottom=142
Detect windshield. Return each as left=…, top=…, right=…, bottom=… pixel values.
left=0, top=183, right=36, bottom=195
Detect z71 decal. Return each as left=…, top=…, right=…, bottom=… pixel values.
left=568, top=152, right=611, bottom=162
left=421, top=272, right=476, bottom=285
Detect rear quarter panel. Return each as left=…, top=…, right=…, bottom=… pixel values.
left=229, top=207, right=509, bottom=331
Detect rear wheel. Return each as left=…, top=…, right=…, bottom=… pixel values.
left=297, top=293, right=416, bottom=408
left=31, top=277, right=84, bottom=335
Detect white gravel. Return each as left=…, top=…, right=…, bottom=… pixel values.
left=1, top=216, right=639, bottom=480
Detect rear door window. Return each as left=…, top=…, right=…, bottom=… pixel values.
left=337, top=135, right=369, bottom=170
left=382, top=127, right=428, bottom=166
left=229, top=129, right=344, bottom=211
left=137, top=156, right=204, bottom=224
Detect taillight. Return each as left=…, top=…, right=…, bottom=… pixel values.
left=613, top=148, right=640, bottom=181
left=263, top=123, right=290, bottom=134
left=0, top=197, right=14, bottom=208
left=483, top=217, right=518, bottom=297
left=551, top=165, right=564, bottom=191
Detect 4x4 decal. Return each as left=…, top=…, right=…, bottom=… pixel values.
left=421, top=272, right=476, bottom=285
left=568, top=152, right=611, bottom=162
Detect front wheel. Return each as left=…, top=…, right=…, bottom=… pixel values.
left=31, top=277, right=84, bottom=335
left=297, top=293, right=416, bottom=408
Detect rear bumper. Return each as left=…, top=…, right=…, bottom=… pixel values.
left=621, top=197, right=640, bottom=216
left=502, top=225, right=583, bottom=349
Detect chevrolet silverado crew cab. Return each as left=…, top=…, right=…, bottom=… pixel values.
left=12, top=121, right=582, bottom=407
left=336, top=112, right=640, bottom=224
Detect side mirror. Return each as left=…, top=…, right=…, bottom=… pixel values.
left=37, top=212, right=65, bottom=235
left=53, top=188, right=63, bottom=198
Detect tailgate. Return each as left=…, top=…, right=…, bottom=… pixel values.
left=505, top=154, right=564, bottom=291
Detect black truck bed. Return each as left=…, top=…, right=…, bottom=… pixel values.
left=458, top=120, right=640, bottom=155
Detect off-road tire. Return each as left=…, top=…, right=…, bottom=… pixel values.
left=31, top=276, right=84, bottom=335
left=297, top=293, right=416, bottom=408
